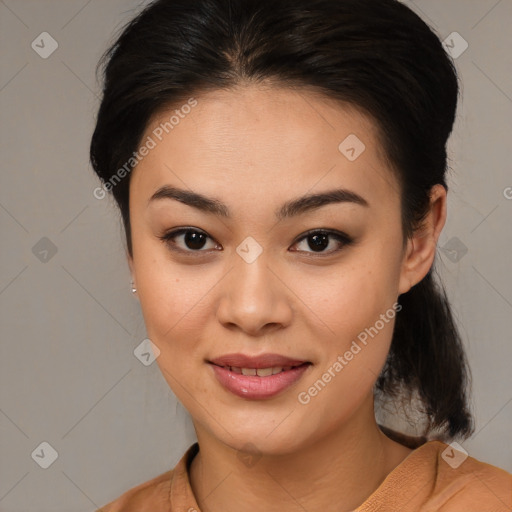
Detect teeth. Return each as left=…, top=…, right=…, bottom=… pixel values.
left=223, top=366, right=287, bottom=376
left=256, top=367, right=273, bottom=377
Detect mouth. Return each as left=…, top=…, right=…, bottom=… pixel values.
left=210, top=362, right=307, bottom=377
left=207, top=354, right=312, bottom=400
left=208, top=352, right=310, bottom=369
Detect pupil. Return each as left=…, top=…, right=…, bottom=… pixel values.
left=182, top=232, right=329, bottom=252
left=309, top=234, right=328, bottom=252
left=185, top=231, right=206, bottom=250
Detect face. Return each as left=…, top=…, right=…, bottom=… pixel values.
left=128, top=84, right=415, bottom=455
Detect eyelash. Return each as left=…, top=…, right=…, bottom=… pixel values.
left=157, top=227, right=354, bottom=257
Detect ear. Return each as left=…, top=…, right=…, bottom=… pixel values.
left=398, top=184, right=447, bottom=295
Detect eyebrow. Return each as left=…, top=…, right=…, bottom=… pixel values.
left=149, top=185, right=369, bottom=220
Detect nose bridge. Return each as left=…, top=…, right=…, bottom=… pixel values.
left=231, top=241, right=275, bottom=305
left=216, top=240, right=291, bottom=333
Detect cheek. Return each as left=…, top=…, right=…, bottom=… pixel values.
left=294, top=253, right=401, bottom=397
left=295, top=274, right=400, bottom=437
left=301, top=259, right=399, bottom=343
left=137, top=271, right=211, bottom=359
left=132, top=232, right=209, bottom=338
left=135, top=263, right=211, bottom=405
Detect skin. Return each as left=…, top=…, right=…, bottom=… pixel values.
left=127, top=83, right=447, bottom=512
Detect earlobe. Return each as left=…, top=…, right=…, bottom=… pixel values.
left=398, top=246, right=413, bottom=296
left=398, top=184, right=447, bottom=295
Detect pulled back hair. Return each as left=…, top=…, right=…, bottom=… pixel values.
left=90, top=0, right=474, bottom=440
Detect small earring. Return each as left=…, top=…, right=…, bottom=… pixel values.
left=131, top=280, right=137, bottom=293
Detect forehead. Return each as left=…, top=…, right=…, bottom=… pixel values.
left=130, top=85, right=400, bottom=212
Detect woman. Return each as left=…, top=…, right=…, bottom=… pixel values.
left=90, top=0, right=511, bottom=510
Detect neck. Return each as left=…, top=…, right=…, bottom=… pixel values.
left=189, top=398, right=412, bottom=512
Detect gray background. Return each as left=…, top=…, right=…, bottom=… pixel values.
left=0, top=0, right=511, bottom=510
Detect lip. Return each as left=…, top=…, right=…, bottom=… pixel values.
left=208, top=353, right=312, bottom=400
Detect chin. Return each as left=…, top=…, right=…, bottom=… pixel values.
left=205, top=418, right=311, bottom=458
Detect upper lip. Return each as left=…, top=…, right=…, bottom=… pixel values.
left=208, top=353, right=309, bottom=369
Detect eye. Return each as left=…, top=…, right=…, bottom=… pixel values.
left=290, top=229, right=353, bottom=255
left=158, top=228, right=220, bottom=254
left=158, top=227, right=353, bottom=257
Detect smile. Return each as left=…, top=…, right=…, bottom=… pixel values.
left=217, top=364, right=303, bottom=376
left=210, top=362, right=311, bottom=399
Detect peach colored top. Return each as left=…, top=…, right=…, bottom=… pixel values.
left=96, top=440, right=512, bottom=511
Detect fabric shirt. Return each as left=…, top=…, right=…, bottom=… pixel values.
left=96, top=439, right=512, bottom=511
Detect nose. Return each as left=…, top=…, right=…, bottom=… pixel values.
left=215, top=252, right=293, bottom=337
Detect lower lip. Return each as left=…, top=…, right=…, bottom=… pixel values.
left=210, top=363, right=311, bottom=400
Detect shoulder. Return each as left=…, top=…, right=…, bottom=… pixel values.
left=94, top=443, right=199, bottom=512
left=95, top=468, right=174, bottom=512
left=426, top=441, right=512, bottom=511
left=357, top=439, right=511, bottom=512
